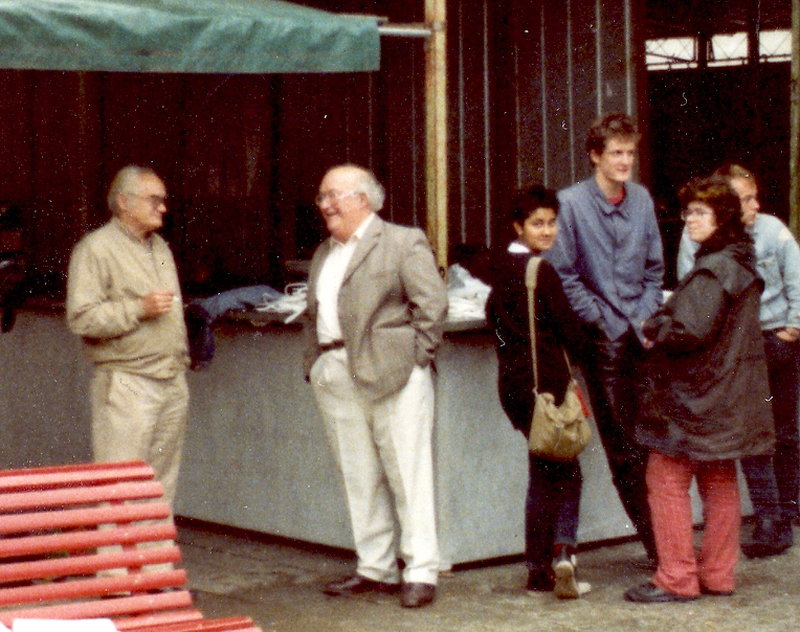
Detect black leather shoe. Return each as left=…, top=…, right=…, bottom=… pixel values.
left=742, top=517, right=793, bottom=559
left=526, top=570, right=555, bottom=592
left=401, top=582, right=436, bottom=608
left=624, top=582, right=697, bottom=603
left=323, top=575, right=400, bottom=597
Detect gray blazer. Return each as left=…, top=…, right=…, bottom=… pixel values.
left=303, top=216, right=448, bottom=400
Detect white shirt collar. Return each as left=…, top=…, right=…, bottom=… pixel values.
left=508, top=241, right=530, bottom=254
left=332, top=212, right=377, bottom=247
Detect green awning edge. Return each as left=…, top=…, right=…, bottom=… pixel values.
left=0, top=0, right=380, bottom=74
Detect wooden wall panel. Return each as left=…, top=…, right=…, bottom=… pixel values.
left=570, top=0, right=601, bottom=181
left=377, top=37, right=427, bottom=229
left=597, top=1, right=633, bottom=115
left=485, top=2, right=522, bottom=248
left=509, top=3, right=546, bottom=190
left=177, top=75, right=280, bottom=287
left=0, top=71, right=33, bottom=204
left=1, top=0, right=789, bottom=300
left=540, top=0, right=574, bottom=192
left=273, top=74, right=340, bottom=265
left=30, top=73, right=104, bottom=276
left=100, top=74, right=189, bottom=194
left=0, top=0, right=648, bottom=295
left=448, top=0, right=493, bottom=247
left=271, top=72, right=383, bottom=264
left=450, top=0, right=645, bottom=252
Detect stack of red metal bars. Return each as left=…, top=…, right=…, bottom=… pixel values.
left=0, top=460, right=261, bottom=632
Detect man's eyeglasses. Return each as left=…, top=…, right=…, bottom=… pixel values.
left=680, top=208, right=714, bottom=221
left=126, top=192, right=168, bottom=207
left=315, top=190, right=359, bottom=207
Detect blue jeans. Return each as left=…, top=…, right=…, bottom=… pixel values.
left=741, top=332, right=800, bottom=521
left=525, top=454, right=582, bottom=572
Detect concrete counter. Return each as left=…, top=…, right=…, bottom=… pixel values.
left=1, top=310, right=730, bottom=568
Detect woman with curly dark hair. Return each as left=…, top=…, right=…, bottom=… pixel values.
left=625, top=175, right=775, bottom=603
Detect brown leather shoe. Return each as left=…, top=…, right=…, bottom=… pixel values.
left=323, top=574, right=400, bottom=597
left=401, top=582, right=436, bottom=608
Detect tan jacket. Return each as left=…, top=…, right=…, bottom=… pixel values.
left=303, top=216, right=448, bottom=400
left=66, top=218, right=189, bottom=379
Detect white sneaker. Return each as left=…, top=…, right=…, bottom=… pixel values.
left=552, top=550, right=591, bottom=599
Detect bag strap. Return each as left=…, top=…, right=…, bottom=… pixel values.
left=525, top=257, right=543, bottom=393
left=525, top=256, right=573, bottom=395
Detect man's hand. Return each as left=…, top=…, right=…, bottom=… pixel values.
left=142, top=290, right=176, bottom=319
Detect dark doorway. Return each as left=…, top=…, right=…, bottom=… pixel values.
left=646, top=62, right=791, bottom=287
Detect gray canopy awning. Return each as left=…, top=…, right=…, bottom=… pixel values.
left=0, top=0, right=380, bottom=73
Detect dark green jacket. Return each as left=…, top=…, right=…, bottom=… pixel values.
left=636, top=242, right=775, bottom=461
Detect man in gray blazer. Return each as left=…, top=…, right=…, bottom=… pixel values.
left=303, top=164, right=448, bottom=608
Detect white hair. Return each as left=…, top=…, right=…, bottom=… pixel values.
left=332, top=164, right=385, bottom=212
left=107, top=165, right=160, bottom=215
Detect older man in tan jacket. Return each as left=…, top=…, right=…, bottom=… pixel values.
left=67, top=165, right=189, bottom=510
left=304, top=164, right=447, bottom=608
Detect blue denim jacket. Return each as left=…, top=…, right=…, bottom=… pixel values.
left=677, top=213, right=800, bottom=331
left=546, top=177, right=665, bottom=342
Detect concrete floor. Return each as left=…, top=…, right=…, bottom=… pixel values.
left=176, top=519, right=800, bottom=632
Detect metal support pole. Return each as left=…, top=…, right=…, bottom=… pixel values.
left=424, top=0, right=448, bottom=273
left=790, top=0, right=800, bottom=235
left=375, top=16, right=447, bottom=270
left=378, top=23, right=431, bottom=38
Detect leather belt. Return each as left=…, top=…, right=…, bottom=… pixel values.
left=319, top=340, right=345, bottom=353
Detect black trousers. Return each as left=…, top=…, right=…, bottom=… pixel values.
left=582, top=328, right=656, bottom=560
left=524, top=454, right=582, bottom=572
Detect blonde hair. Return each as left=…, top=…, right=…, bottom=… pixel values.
left=713, top=163, right=756, bottom=186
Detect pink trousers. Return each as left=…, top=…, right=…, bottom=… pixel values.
left=647, top=451, right=740, bottom=596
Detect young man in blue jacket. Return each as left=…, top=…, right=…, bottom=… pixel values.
left=546, top=113, right=665, bottom=565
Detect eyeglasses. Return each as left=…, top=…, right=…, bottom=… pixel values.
left=680, top=208, right=714, bottom=221
left=125, top=192, right=168, bottom=207
left=315, top=190, right=359, bottom=207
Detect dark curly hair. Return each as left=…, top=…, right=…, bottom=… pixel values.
left=678, top=174, right=750, bottom=256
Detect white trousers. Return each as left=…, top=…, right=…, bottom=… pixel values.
left=90, top=369, right=189, bottom=510
left=310, top=348, right=440, bottom=585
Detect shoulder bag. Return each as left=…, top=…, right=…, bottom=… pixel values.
left=525, top=257, right=592, bottom=460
